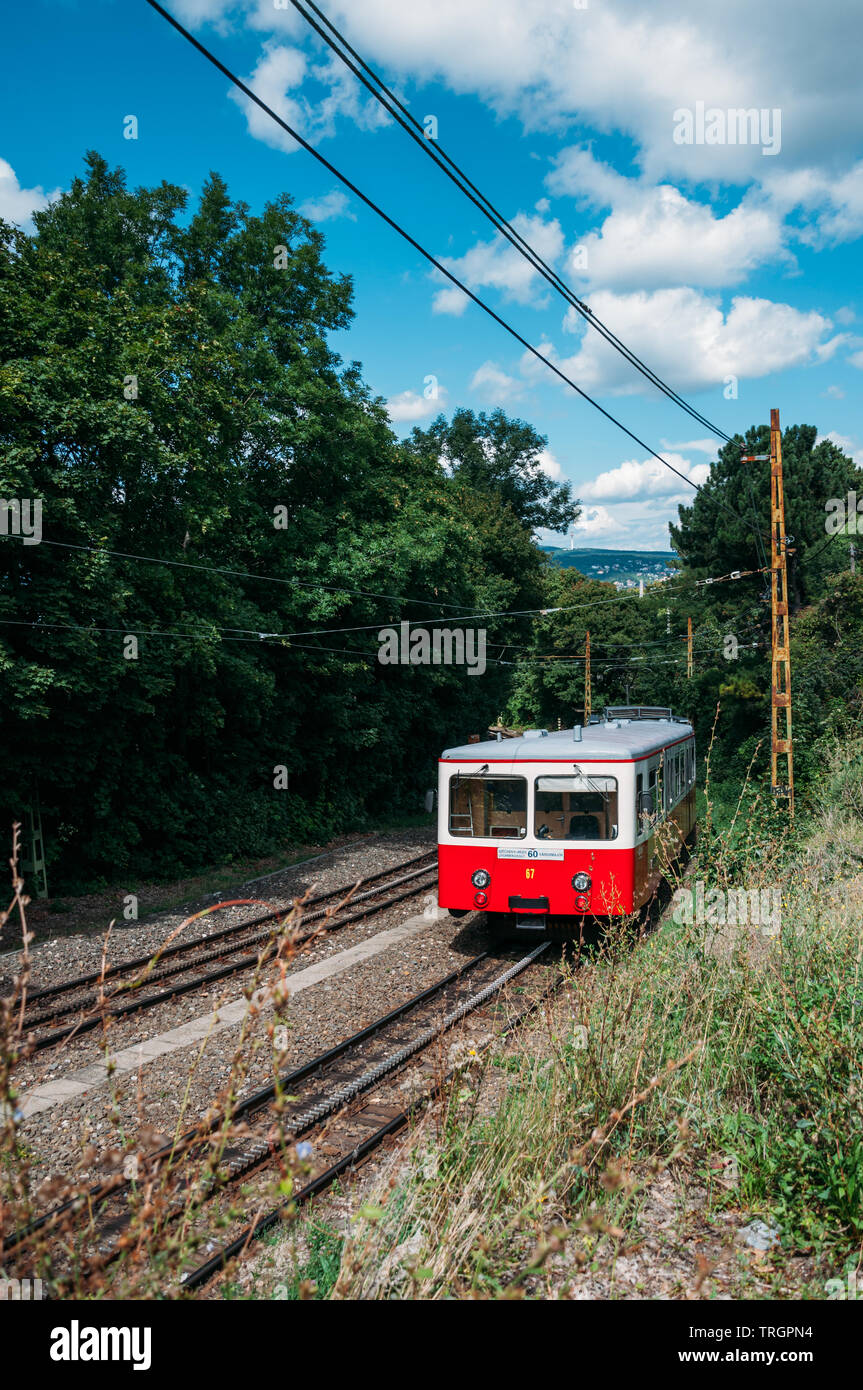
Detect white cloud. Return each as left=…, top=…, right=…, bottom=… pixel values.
left=431, top=283, right=471, bottom=317
left=822, top=385, right=845, bottom=400
left=298, top=189, right=356, bottom=222
left=386, top=387, right=446, bottom=422
left=660, top=437, right=720, bottom=455
left=527, top=288, right=834, bottom=395
left=546, top=147, right=634, bottom=210
left=581, top=454, right=710, bottom=503
left=568, top=495, right=691, bottom=550
left=554, top=168, right=789, bottom=291
left=431, top=212, right=564, bottom=314
left=538, top=447, right=565, bottom=482
left=228, top=43, right=390, bottom=154
left=0, top=159, right=61, bottom=228
left=573, top=505, right=622, bottom=540
left=470, top=360, right=524, bottom=402
left=181, top=2, right=863, bottom=193
left=763, top=161, right=863, bottom=246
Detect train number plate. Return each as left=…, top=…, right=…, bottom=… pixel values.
left=496, top=847, right=565, bottom=860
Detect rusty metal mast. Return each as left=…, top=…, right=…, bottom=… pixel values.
left=687, top=616, right=693, bottom=679
left=741, top=410, right=793, bottom=816
left=768, top=408, right=794, bottom=815
left=584, top=630, right=591, bottom=724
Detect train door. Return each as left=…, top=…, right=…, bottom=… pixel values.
left=634, top=759, right=658, bottom=905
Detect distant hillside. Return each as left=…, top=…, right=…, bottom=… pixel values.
left=541, top=547, right=680, bottom=588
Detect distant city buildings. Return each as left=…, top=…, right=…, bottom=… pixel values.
left=543, top=545, right=679, bottom=592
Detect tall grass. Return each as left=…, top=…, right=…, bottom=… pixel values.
left=3, top=726, right=862, bottom=1301
left=0, top=834, right=344, bottom=1297
left=332, top=745, right=863, bottom=1299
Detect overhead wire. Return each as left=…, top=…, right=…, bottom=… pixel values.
left=143, top=0, right=759, bottom=537
left=0, top=532, right=769, bottom=638
left=287, top=0, right=734, bottom=444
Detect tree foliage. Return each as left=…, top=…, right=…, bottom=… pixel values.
left=406, top=407, right=580, bottom=534
left=0, top=156, right=534, bottom=888
left=1, top=153, right=859, bottom=890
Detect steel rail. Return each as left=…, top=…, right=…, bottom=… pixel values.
left=24, top=869, right=438, bottom=1050
left=22, top=856, right=433, bottom=1034
left=180, top=946, right=561, bottom=1291
left=22, top=848, right=437, bottom=1005
left=5, top=946, right=487, bottom=1258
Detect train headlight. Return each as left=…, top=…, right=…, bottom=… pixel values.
left=471, top=869, right=491, bottom=889
left=572, top=872, right=591, bottom=892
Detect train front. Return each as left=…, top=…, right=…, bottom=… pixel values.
left=436, top=728, right=636, bottom=927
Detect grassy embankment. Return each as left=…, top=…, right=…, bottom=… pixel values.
left=278, top=737, right=863, bottom=1300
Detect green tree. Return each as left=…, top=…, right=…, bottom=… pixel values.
left=406, top=407, right=580, bottom=534
left=0, top=155, right=513, bottom=889
left=671, top=425, right=862, bottom=609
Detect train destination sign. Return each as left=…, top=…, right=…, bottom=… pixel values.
left=496, top=847, right=565, bottom=860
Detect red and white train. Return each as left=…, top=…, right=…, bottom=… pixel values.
left=437, top=707, right=695, bottom=931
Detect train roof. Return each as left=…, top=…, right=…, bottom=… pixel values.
left=441, top=715, right=693, bottom=763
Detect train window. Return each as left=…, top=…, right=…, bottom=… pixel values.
left=534, top=775, right=618, bottom=841
left=448, top=775, right=527, bottom=838
left=640, top=765, right=660, bottom=825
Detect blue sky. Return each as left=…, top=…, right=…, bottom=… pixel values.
left=3, top=0, right=862, bottom=548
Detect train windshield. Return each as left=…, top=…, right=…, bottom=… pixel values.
left=534, top=775, right=619, bottom=841
left=448, top=775, right=527, bottom=838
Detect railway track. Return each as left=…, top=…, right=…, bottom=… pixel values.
left=181, top=941, right=560, bottom=1293
left=7, top=940, right=558, bottom=1294
left=13, top=850, right=438, bottom=1052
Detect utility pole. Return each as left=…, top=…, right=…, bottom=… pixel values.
left=741, top=412, right=794, bottom=817
left=851, top=541, right=856, bottom=575
left=584, top=630, right=591, bottom=724
left=769, top=409, right=794, bottom=815
left=687, top=616, right=693, bottom=679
